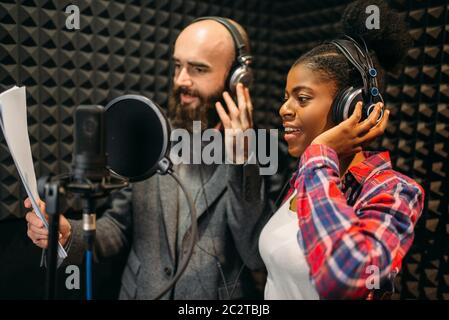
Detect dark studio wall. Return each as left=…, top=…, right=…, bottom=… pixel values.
left=0, top=0, right=448, bottom=299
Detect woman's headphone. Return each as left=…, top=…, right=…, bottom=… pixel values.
left=329, top=35, right=384, bottom=124
left=191, top=16, right=254, bottom=94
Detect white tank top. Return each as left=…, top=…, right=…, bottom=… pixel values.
left=259, top=191, right=320, bottom=300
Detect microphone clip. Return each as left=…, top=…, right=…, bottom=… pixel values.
left=157, top=157, right=173, bottom=175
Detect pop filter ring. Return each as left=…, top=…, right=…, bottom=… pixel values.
left=104, top=94, right=172, bottom=182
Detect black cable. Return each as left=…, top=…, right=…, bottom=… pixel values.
left=152, top=169, right=198, bottom=300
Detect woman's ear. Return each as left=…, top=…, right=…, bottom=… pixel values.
left=324, top=104, right=337, bottom=130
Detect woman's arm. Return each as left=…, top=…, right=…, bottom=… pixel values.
left=295, top=144, right=424, bottom=299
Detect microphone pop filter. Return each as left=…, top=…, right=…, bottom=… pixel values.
left=105, top=95, right=171, bottom=182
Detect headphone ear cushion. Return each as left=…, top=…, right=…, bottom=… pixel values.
left=228, top=65, right=253, bottom=94
left=226, top=63, right=238, bottom=93
left=332, top=87, right=364, bottom=124
left=332, top=87, right=353, bottom=124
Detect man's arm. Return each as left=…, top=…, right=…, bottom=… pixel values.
left=63, top=185, right=133, bottom=266
left=27, top=185, right=133, bottom=267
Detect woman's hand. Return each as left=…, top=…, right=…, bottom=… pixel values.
left=311, top=101, right=389, bottom=158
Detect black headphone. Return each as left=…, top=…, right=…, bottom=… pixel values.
left=329, top=35, right=384, bottom=124
left=192, top=16, right=254, bottom=94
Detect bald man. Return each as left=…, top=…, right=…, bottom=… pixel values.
left=25, top=17, right=267, bottom=300
left=168, top=17, right=252, bottom=132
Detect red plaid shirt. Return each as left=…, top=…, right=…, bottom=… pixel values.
left=285, top=144, right=424, bottom=299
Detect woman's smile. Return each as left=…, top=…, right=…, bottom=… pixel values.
left=283, top=124, right=304, bottom=143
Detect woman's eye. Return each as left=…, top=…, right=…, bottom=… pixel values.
left=298, top=96, right=311, bottom=104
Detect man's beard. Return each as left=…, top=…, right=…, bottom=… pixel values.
left=168, top=86, right=224, bottom=132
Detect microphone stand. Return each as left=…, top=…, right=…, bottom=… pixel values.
left=44, top=180, right=62, bottom=300
left=80, top=196, right=96, bottom=300
left=39, top=174, right=128, bottom=300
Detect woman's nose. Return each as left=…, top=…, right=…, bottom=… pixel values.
left=279, top=100, right=295, bottom=120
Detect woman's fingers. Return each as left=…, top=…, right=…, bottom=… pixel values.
left=379, top=109, right=390, bottom=131
left=357, top=102, right=384, bottom=135
left=361, top=109, right=390, bottom=143
left=348, top=101, right=363, bottom=125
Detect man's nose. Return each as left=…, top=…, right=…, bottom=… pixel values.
left=175, top=68, right=193, bottom=88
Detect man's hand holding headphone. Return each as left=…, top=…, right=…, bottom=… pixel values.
left=215, top=83, right=254, bottom=164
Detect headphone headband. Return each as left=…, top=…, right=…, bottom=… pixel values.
left=330, top=35, right=381, bottom=99
left=328, top=35, right=384, bottom=124
left=331, top=39, right=370, bottom=95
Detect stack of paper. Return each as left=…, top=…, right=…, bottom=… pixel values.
left=0, top=86, right=67, bottom=259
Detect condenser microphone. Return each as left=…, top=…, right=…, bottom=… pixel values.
left=72, top=105, right=109, bottom=182
left=71, top=106, right=112, bottom=264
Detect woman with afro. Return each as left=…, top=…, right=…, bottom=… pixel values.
left=259, top=0, right=424, bottom=299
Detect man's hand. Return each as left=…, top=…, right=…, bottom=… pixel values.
left=215, top=83, right=254, bottom=164
left=312, top=101, right=389, bottom=158
left=24, top=198, right=71, bottom=249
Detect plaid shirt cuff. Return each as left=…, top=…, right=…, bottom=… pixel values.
left=297, top=143, right=340, bottom=178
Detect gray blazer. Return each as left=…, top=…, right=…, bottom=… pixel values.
left=64, top=163, right=267, bottom=299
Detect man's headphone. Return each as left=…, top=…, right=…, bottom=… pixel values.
left=329, top=35, right=384, bottom=124
left=192, top=16, right=254, bottom=94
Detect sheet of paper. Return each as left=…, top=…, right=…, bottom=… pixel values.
left=0, top=86, right=67, bottom=259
